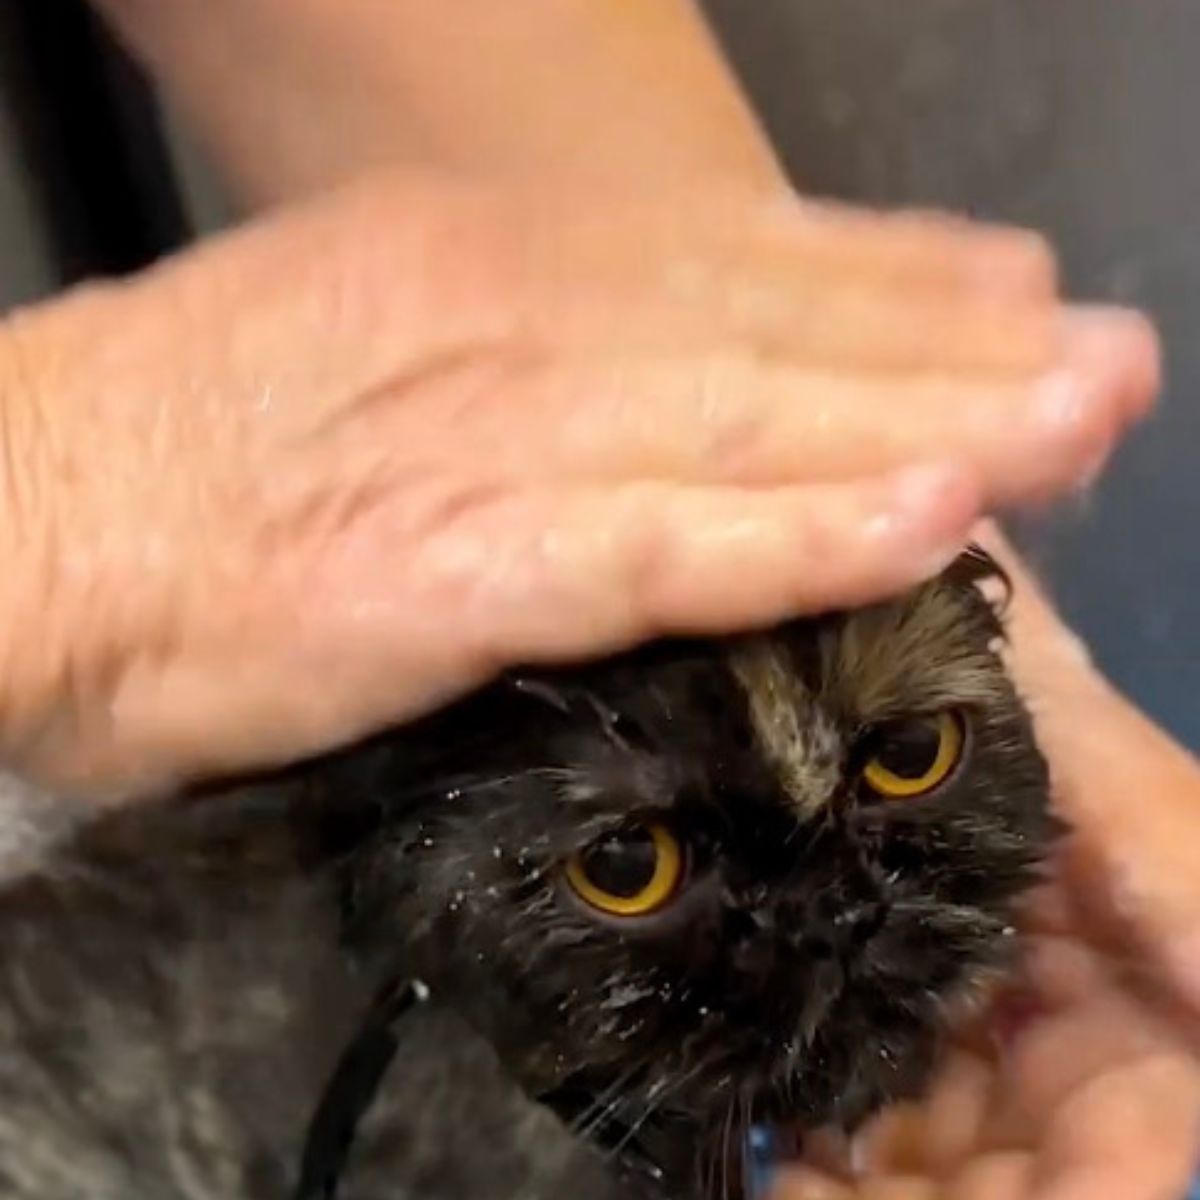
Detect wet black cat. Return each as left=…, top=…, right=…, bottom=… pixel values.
left=0, top=548, right=1054, bottom=1199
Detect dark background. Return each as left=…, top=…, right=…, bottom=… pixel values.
left=2, top=0, right=1196, bottom=746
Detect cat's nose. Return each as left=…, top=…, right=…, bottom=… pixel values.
left=797, top=896, right=889, bottom=961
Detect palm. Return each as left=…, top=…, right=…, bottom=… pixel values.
left=776, top=887, right=1200, bottom=1200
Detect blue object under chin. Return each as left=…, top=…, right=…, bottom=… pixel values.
left=1186, top=1173, right=1200, bottom=1200
left=746, top=1125, right=775, bottom=1199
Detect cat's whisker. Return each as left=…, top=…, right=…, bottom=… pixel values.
left=603, top=1061, right=700, bottom=1165
left=568, top=1065, right=643, bottom=1141
left=708, top=1092, right=734, bottom=1200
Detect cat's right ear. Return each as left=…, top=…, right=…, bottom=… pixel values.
left=943, top=543, right=1013, bottom=619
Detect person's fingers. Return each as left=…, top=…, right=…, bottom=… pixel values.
left=1030, top=1055, right=1200, bottom=1200
left=452, top=465, right=980, bottom=668
left=779, top=200, right=1059, bottom=299
left=945, top=1151, right=1035, bottom=1200
left=106, top=177, right=1158, bottom=536
left=1016, top=935, right=1114, bottom=1014
left=856, top=1177, right=940, bottom=1200
left=1059, top=308, right=1162, bottom=428
left=454, top=352, right=1126, bottom=505
left=997, top=997, right=1178, bottom=1132
left=772, top=1170, right=941, bottom=1200
left=518, top=183, right=1059, bottom=307
left=150, top=174, right=1156, bottom=486
left=850, top=1104, right=930, bottom=1177
left=770, top=1165, right=856, bottom=1199
left=980, top=527, right=1200, bottom=1021
left=519, top=193, right=1155, bottom=389
left=917, top=1052, right=996, bottom=1174
left=564, top=255, right=1095, bottom=377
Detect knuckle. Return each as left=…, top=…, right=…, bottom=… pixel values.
left=689, top=357, right=769, bottom=478
left=617, top=489, right=677, bottom=621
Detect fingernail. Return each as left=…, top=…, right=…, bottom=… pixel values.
left=1062, top=305, right=1163, bottom=421
left=1031, top=367, right=1097, bottom=426
left=1029, top=370, right=1113, bottom=492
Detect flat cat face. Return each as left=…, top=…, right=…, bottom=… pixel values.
left=332, top=548, right=1055, bottom=1172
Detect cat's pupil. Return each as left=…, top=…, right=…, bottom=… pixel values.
left=872, top=719, right=941, bottom=779
left=580, top=828, right=658, bottom=898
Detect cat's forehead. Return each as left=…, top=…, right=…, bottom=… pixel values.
left=726, top=577, right=1009, bottom=814
left=736, top=575, right=1006, bottom=715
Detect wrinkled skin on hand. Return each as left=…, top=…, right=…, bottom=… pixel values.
left=0, top=173, right=1157, bottom=798
left=772, top=531, right=1200, bottom=1200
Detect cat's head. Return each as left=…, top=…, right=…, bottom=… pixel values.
left=332, top=547, right=1055, bottom=1158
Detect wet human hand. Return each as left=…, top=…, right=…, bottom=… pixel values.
left=772, top=532, right=1200, bottom=1200
left=0, top=173, right=1158, bottom=798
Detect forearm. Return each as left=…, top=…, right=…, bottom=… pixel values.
left=91, top=0, right=782, bottom=206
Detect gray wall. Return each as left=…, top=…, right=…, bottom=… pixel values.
left=0, top=102, right=55, bottom=306
left=1, top=1, right=1196, bottom=747
left=0, top=96, right=228, bottom=310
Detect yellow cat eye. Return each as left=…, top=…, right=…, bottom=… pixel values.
left=861, top=711, right=965, bottom=799
left=564, top=822, right=684, bottom=917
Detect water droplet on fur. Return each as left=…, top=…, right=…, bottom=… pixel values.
left=492, top=845, right=503, bottom=859
left=422, top=837, right=434, bottom=848
left=445, top=788, right=462, bottom=801
left=607, top=984, right=643, bottom=1006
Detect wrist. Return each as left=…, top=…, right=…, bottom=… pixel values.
left=91, top=0, right=785, bottom=207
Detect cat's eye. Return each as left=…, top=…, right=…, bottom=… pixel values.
left=861, top=711, right=964, bottom=799
left=564, top=822, right=684, bottom=917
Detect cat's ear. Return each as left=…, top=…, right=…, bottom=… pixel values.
left=941, top=543, right=1012, bottom=634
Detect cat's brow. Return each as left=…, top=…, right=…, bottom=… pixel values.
left=728, top=640, right=840, bottom=818
left=827, top=586, right=1009, bottom=721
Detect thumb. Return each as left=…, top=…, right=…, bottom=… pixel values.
left=980, top=523, right=1200, bottom=1021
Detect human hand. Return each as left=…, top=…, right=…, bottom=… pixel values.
left=771, top=530, right=1200, bottom=1200
left=0, top=173, right=1158, bottom=798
